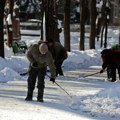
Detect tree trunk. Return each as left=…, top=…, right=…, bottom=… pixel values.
left=64, top=0, right=70, bottom=51
left=6, top=0, right=14, bottom=47
left=100, top=26, right=104, bottom=47
left=44, top=0, right=58, bottom=42
left=0, top=0, right=6, bottom=58
left=45, top=0, right=53, bottom=40
left=41, top=0, right=45, bottom=41
left=104, top=21, right=108, bottom=48
left=89, top=0, right=96, bottom=49
left=53, top=0, right=60, bottom=42
left=79, top=0, right=86, bottom=51
left=119, top=28, right=120, bottom=44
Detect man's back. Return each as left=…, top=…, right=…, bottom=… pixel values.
left=101, top=49, right=120, bottom=69
left=52, top=42, right=68, bottom=60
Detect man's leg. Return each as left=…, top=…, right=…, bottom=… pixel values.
left=37, top=89, right=44, bottom=102
left=117, top=65, right=120, bottom=80
left=37, top=67, right=46, bottom=102
left=107, top=66, right=112, bottom=79
left=25, top=67, right=38, bottom=101
left=111, top=66, right=116, bottom=82
left=25, top=89, right=33, bottom=101
left=55, top=60, right=64, bottom=76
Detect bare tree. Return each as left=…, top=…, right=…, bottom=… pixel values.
left=100, top=0, right=111, bottom=48
left=40, top=0, right=58, bottom=42
left=79, top=0, right=89, bottom=51
left=79, top=0, right=85, bottom=50
left=0, top=0, right=6, bottom=58
left=45, top=0, right=55, bottom=40
left=89, top=0, right=97, bottom=49
left=64, top=0, right=70, bottom=51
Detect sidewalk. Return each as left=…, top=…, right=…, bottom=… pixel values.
left=0, top=68, right=115, bottom=120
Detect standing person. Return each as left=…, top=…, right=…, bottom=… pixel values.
left=100, top=49, right=112, bottom=80
left=106, top=44, right=120, bottom=80
left=47, top=39, right=68, bottom=77
left=25, top=42, right=56, bottom=102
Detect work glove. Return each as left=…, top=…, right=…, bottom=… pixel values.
left=100, top=69, right=104, bottom=73
left=31, top=62, right=38, bottom=68
left=50, top=78, right=55, bottom=83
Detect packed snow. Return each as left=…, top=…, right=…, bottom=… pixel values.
left=0, top=27, right=120, bottom=120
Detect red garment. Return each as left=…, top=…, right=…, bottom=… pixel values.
left=101, top=49, right=120, bottom=69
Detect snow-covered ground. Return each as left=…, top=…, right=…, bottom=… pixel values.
left=0, top=27, right=120, bottom=120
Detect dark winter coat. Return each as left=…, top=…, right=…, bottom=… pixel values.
left=101, top=49, right=120, bottom=70
left=48, top=42, right=68, bottom=63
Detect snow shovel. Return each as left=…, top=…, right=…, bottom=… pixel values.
left=46, top=74, right=72, bottom=98
left=82, top=71, right=100, bottom=78
left=20, top=71, right=28, bottom=76
left=54, top=81, right=72, bottom=98
left=82, top=69, right=107, bottom=78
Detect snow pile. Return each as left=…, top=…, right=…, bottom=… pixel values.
left=81, top=82, right=120, bottom=119
left=64, top=49, right=102, bottom=70
left=1, top=67, right=22, bottom=82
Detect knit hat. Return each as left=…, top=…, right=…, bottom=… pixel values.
left=101, top=49, right=109, bottom=55
left=111, top=44, right=119, bottom=50
left=39, top=43, right=48, bottom=54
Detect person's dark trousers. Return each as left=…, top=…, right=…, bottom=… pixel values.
left=25, top=66, right=37, bottom=101
left=37, top=89, right=44, bottom=102
left=25, top=89, right=33, bottom=101
left=111, top=65, right=117, bottom=82
left=25, top=66, right=46, bottom=101
left=117, top=65, right=120, bottom=80
left=107, top=66, right=112, bottom=79
left=37, top=67, right=46, bottom=102
left=55, top=60, right=64, bottom=76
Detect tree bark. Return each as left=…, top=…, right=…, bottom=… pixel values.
left=89, top=0, right=96, bottom=49
left=0, top=0, right=6, bottom=58
left=64, top=0, right=70, bottom=51
left=79, top=0, right=86, bottom=50
left=43, top=0, right=58, bottom=42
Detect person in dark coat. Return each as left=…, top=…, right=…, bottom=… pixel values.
left=25, top=42, right=56, bottom=102
left=106, top=44, right=120, bottom=79
left=100, top=49, right=120, bottom=82
left=47, top=39, right=68, bottom=76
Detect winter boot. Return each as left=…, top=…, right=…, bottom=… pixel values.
left=56, top=68, right=64, bottom=76
left=56, top=69, right=59, bottom=77
left=37, top=89, right=44, bottom=102
left=58, top=68, right=64, bottom=76
left=25, top=89, right=33, bottom=101
left=111, top=75, right=116, bottom=82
